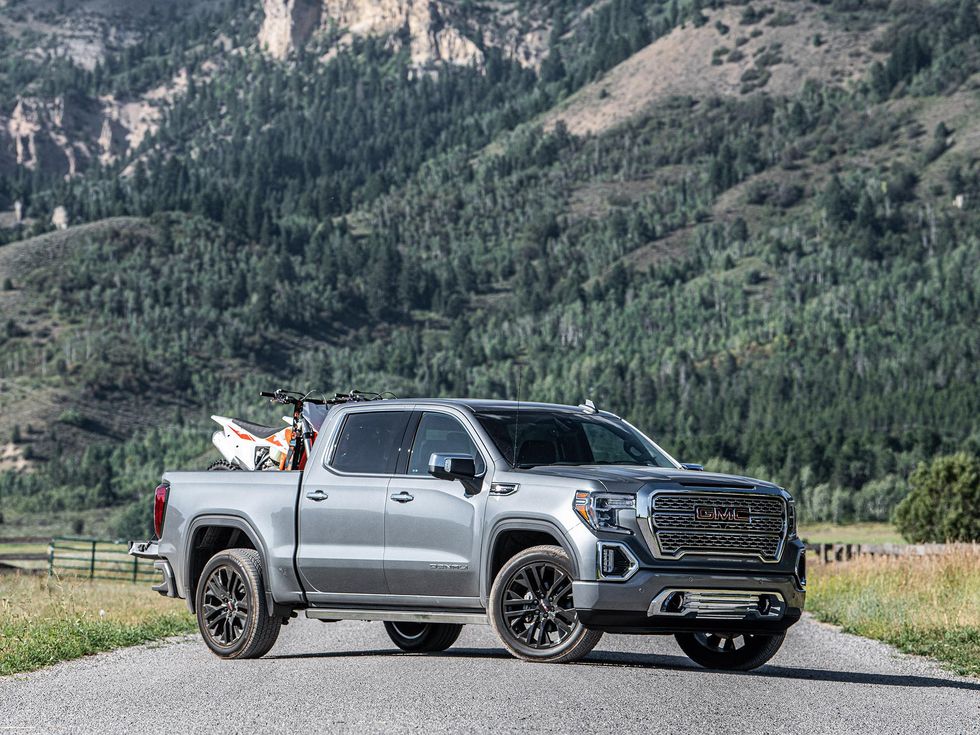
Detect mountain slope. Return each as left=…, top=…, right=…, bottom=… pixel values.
left=0, top=0, right=978, bottom=538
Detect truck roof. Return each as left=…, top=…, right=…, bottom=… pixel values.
left=342, top=398, right=618, bottom=416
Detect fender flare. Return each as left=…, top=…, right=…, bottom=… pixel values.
left=481, top=517, right=582, bottom=605
left=182, top=514, right=275, bottom=615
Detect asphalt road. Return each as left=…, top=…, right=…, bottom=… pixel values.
left=2, top=615, right=978, bottom=734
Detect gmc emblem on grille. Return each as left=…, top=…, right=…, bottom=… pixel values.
left=695, top=505, right=750, bottom=522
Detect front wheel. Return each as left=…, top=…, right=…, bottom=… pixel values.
left=674, top=631, right=785, bottom=671
left=383, top=622, right=462, bottom=652
left=488, top=545, right=603, bottom=663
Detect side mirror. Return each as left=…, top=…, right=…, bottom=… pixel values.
left=681, top=463, right=704, bottom=471
left=428, top=453, right=478, bottom=480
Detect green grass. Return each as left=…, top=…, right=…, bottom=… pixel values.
left=0, top=573, right=194, bottom=675
left=800, top=522, right=905, bottom=545
left=807, top=553, right=980, bottom=677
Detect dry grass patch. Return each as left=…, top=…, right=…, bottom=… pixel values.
left=0, top=572, right=193, bottom=675
left=542, top=1, right=884, bottom=136
left=808, top=553, right=980, bottom=677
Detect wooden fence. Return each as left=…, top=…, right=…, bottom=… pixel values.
left=805, top=541, right=980, bottom=563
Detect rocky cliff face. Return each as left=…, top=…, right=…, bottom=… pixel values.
left=258, top=0, right=323, bottom=59
left=321, top=0, right=483, bottom=68
left=0, top=85, right=169, bottom=178
left=259, top=0, right=549, bottom=70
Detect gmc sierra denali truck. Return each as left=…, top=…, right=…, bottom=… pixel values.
left=130, top=399, right=806, bottom=669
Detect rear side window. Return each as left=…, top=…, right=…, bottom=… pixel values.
left=407, top=412, right=485, bottom=476
left=330, top=411, right=411, bottom=474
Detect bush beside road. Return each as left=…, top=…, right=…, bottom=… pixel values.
left=807, top=552, right=980, bottom=677
left=0, top=573, right=193, bottom=676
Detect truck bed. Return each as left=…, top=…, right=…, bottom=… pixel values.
left=158, top=470, right=305, bottom=609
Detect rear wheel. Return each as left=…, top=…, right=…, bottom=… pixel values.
left=195, top=548, right=282, bottom=659
left=383, top=621, right=462, bottom=652
left=207, top=459, right=240, bottom=471
left=489, top=545, right=602, bottom=663
left=674, top=631, right=785, bottom=671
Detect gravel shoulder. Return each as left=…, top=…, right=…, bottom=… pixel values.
left=2, top=614, right=978, bottom=734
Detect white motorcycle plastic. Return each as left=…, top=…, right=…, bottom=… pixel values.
left=209, top=392, right=330, bottom=471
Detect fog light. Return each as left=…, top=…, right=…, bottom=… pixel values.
left=595, top=541, right=639, bottom=580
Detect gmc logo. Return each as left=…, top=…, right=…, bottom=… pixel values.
left=695, top=505, right=749, bottom=522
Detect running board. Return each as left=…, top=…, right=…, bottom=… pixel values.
left=305, top=608, right=489, bottom=625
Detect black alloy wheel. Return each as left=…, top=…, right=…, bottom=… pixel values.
left=674, top=630, right=785, bottom=671
left=201, top=564, right=249, bottom=647
left=501, top=561, right=577, bottom=650
left=195, top=548, right=282, bottom=659
left=488, top=545, right=603, bottom=663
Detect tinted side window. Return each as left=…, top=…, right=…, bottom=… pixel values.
left=408, top=413, right=485, bottom=476
left=330, top=411, right=411, bottom=474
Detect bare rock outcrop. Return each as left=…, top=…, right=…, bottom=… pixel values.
left=259, top=0, right=323, bottom=59
left=4, top=97, right=99, bottom=179
left=322, top=0, right=483, bottom=68
left=258, top=0, right=549, bottom=70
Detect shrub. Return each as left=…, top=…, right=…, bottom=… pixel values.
left=894, top=453, right=980, bottom=542
left=854, top=474, right=909, bottom=521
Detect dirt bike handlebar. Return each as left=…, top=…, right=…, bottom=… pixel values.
left=259, top=390, right=326, bottom=405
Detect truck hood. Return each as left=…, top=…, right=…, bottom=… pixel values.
left=521, top=465, right=783, bottom=494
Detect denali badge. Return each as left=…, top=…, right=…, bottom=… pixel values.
left=695, top=505, right=749, bottom=522
left=429, top=563, right=469, bottom=570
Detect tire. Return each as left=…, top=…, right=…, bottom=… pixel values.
left=488, top=544, right=603, bottom=664
left=207, top=459, right=240, bottom=471
left=674, top=631, right=785, bottom=671
left=383, top=621, right=463, bottom=653
left=195, top=548, right=282, bottom=659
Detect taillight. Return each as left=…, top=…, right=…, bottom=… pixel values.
left=153, top=483, right=170, bottom=538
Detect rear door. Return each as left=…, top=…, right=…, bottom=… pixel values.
left=296, top=408, right=413, bottom=599
left=384, top=409, right=490, bottom=603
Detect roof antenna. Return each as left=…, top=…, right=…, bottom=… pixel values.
left=512, top=362, right=523, bottom=468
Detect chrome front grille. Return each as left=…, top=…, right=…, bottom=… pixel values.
left=646, top=491, right=787, bottom=562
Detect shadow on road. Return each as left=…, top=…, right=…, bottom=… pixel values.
left=574, top=650, right=980, bottom=692
left=268, top=647, right=980, bottom=692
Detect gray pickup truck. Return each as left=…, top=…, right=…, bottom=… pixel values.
left=131, top=398, right=805, bottom=670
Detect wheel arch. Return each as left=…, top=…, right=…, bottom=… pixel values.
left=183, top=514, right=275, bottom=616
left=482, top=518, right=582, bottom=605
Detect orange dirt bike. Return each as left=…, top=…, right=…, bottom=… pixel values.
left=208, top=389, right=385, bottom=471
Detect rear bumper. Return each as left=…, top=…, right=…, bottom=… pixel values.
left=573, top=569, right=805, bottom=635
left=128, top=540, right=177, bottom=598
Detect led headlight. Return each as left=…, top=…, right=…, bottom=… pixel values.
left=573, top=491, right=635, bottom=534
left=787, top=498, right=798, bottom=539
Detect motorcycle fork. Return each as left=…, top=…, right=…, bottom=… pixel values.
left=287, top=402, right=305, bottom=471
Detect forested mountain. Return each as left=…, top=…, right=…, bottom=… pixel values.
left=0, top=0, right=978, bottom=537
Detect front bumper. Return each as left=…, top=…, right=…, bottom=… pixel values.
left=573, top=569, right=805, bottom=634
left=128, top=540, right=177, bottom=598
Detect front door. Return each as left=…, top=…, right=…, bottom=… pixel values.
left=297, top=409, right=412, bottom=598
left=384, top=411, right=489, bottom=603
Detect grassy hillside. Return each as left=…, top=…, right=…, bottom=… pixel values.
left=0, top=0, right=978, bottom=539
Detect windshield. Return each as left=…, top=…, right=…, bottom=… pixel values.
left=474, top=410, right=678, bottom=469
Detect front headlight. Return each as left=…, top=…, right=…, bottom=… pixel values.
left=573, top=491, right=635, bottom=534
left=787, top=499, right=798, bottom=538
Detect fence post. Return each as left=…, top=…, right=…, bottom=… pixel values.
left=47, top=539, right=54, bottom=577
left=90, top=539, right=96, bottom=579
left=133, top=554, right=139, bottom=583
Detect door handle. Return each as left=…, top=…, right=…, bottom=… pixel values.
left=306, top=489, right=329, bottom=502
left=390, top=491, right=415, bottom=503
